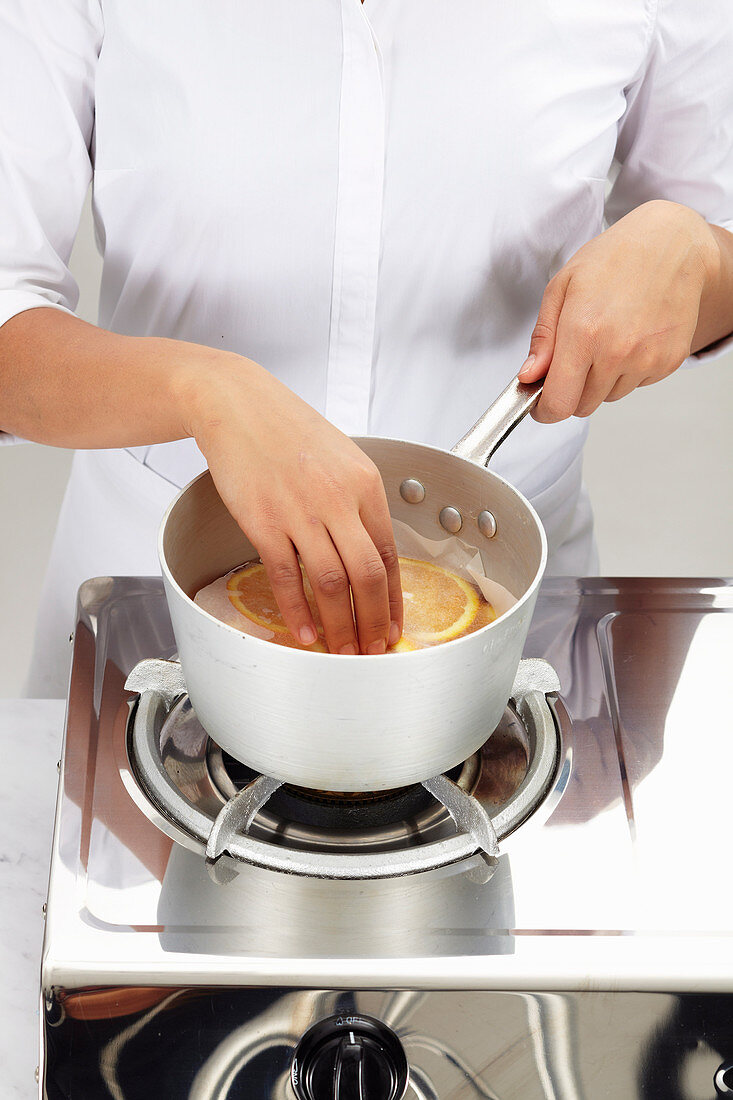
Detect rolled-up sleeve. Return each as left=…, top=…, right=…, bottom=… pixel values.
left=606, top=0, right=733, bottom=360
left=0, top=0, right=102, bottom=440
left=0, top=0, right=102, bottom=326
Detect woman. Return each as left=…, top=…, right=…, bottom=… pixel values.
left=1, top=0, right=732, bottom=696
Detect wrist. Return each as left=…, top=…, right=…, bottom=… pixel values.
left=159, top=341, right=257, bottom=444
left=685, top=208, right=723, bottom=292
left=696, top=220, right=725, bottom=296
left=642, top=199, right=720, bottom=287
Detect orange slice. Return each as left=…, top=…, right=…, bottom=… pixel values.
left=225, top=557, right=485, bottom=652
left=398, top=557, right=481, bottom=645
left=227, top=561, right=292, bottom=634
left=226, top=562, right=327, bottom=649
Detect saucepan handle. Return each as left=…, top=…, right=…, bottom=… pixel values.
left=451, top=377, right=544, bottom=467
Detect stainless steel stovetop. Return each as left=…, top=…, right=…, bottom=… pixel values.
left=40, top=577, right=733, bottom=1099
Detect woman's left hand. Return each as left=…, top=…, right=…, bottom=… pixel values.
left=517, top=200, right=720, bottom=421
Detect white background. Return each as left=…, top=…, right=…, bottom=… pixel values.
left=1, top=196, right=732, bottom=696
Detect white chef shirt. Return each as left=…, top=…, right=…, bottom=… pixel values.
left=1, top=0, right=732, bottom=695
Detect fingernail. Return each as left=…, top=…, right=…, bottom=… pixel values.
left=388, top=622, right=401, bottom=647
left=339, top=643, right=357, bottom=656
left=518, top=354, right=536, bottom=378
left=299, top=625, right=318, bottom=645
left=367, top=640, right=386, bottom=656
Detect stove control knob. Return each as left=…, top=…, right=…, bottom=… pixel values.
left=291, top=1014, right=409, bottom=1100
left=715, top=1062, right=733, bottom=1095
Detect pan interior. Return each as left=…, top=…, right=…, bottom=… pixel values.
left=357, top=437, right=543, bottom=601
left=161, top=442, right=543, bottom=606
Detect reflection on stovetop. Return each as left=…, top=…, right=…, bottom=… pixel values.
left=46, top=987, right=733, bottom=1100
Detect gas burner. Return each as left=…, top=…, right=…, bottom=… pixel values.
left=208, top=744, right=477, bottom=829
left=124, top=658, right=562, bottom=881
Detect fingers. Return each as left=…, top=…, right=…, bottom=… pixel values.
left=359, top=476, right=403, bottom=647
left=293, top=513, right=397, bottom=656
left=248, top=465, right=399, bottom=655
left=574, top=362, right=620, bottom=417
left=330, top=524, right=394, bottom=655
left=518, top=270, right=571, bottom=384
left=256, top=536, right=320, bottom=648
left=532, top=301, right=593, bottom=423
left=314, top=457, right=401, bottom=654
left=371, top=530, right=403, bottom=649
left=258, top=522, right=392, bottom=656
left=528, top=281, right=659, bottom=421
left=200, top=372, right=399, bottom=655
left=295, top=526, right=362, bottom=655
left=297, top=510, right=400, bottom=657
left=605, top=374, right=647, bottom=402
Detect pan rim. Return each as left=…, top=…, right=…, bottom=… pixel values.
left=158, top=441, right=548, bottom=662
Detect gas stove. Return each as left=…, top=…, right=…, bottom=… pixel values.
left=40, top=577, right=733, bottom=1099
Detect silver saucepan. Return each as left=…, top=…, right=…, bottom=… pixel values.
left=159, top=377, right=545, bottom=791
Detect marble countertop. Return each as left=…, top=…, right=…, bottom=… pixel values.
left=0, top=699, right=66, bottom=1100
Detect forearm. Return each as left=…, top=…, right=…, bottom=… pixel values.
left=693, top=221, right=733, bottom=354
left=0, top=304, right=403, bottom=652
left=0, top=306, right=227, bottom=447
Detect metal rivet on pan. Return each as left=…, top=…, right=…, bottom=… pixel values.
left=400, top=478, right=426, bottom=504
left=439, top=506, right=463, bottom=534
left=478, top=510, right=497, bottom=539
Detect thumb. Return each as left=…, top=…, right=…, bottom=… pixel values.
left=518, top=271, right=570, bottom=383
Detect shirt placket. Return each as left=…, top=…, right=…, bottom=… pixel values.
left=325, top=0, right=385, bottom=436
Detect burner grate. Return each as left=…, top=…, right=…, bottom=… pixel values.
left=210, top=747, right=475, bottom=831
left=125, top=657, right=562, bottom=880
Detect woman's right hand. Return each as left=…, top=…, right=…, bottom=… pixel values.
left=184, top=351, right=403, bottom=655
